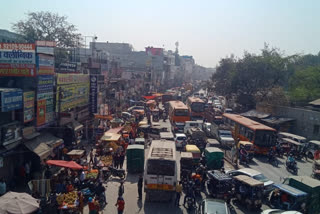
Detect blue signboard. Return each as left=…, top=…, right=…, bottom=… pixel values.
left=0, top=88, right=23, bottom=112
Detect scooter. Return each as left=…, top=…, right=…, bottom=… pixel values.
left=268, top=155, right=279, bottom=167
left=185, top=197, right=196, bottom=210
left=239, top=153, right=250, bottom=165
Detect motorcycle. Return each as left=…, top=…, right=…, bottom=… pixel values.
left=185, top=197, right=196, bottom=210
left=276, top=145, right=284, bottom=158
left=268, top=155, right=279, bottom=167
left=104, top=166, right=126, bottom=179
left=239, top=153, right=250, bottom=165
left=182, top=177, right=189, bottom=191
left=286, top=160, right=298, bottom=174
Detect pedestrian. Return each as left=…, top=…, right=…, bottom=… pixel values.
left=94, top=155, right=98, bottom=166
left=88, top=197, right=97, bottom=214
left=44, top=166, right=52, bottom=179
left=119, top=153, right=125, bottom=169
left=137, top=175, right=143, bottom=199
left=175, top=181, right=182, bottom=206
left=80, top=169, right=86, bottom=182
left=89, top=149, right=94, bottom=164
left=78, top=191, right=84, bottom=214
left=115, top=196, right=125, bottom=214
left=0, top=178, right=6, bottom=196
left=118, top=180, right=124, bottom=197
left=114, top=154, right=120, bottom=169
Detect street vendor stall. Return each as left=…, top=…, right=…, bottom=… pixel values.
left=67, top=150, right=85, bottom=160
left=56, top=191, right=79, bottom=211
left=46, top=160, right=83, bottom=170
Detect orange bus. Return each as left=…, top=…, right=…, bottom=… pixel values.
left=222, top=113, right=276, bottom=154
left=186, top=97, right=205, bottom=120
left=168, top=101, right=190, bottom=123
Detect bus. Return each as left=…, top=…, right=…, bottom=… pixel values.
left=168, top=101, right=190, bottom=123
left=222, top=113, right=277, bottom=154
left=186, top=96, right=205, bottom=120
left=144, top=140, right=177, bottom=201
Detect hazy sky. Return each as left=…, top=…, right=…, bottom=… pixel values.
left=1, top=0, right=320, bottom=67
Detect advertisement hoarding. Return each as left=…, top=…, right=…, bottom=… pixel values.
left=0, top=63, right=36, bottom=77
left=90, top=75, right=98, bottom=113
left=37, top=54, right=54, bottom=75
left=23, top=91, right=35, bottom=123
left=56, top=74, right=89, bottom=85
left=37, top=75, right=54, bottom=126
left=37, top=99, right=46, bottom=126
left=56, top=83, right=90, bottom=112
left=58, top=62, right=78, bottom=73
left=0, top=88, right=23, bottom=112
left=36, top=47, right=54, bottom=55
left=0, top=43, right=35, bottom=64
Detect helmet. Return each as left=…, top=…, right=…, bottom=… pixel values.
left=88, top=197, right=93, bottom=202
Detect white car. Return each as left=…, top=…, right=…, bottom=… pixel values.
left=227, top=168, right=274, bottom=194
left=261, top=209, right=302, bottom=214
left=175, top=133, right=187, bottom=148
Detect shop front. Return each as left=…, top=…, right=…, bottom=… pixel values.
left=0, top=122, right=23, bottom=180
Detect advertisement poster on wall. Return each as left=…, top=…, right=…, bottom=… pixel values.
left=90, top=75, right=98, bottom=113
left=37, top=54, right=54, bottom=75
left=56, top=83, right=89, bottom=112
left=37, top=75, right=54, bottom=126
left=58, top=62, right=78, bottom=73
left=0, top=88, right=23, bottom=112
left=37, top=99, right=46, bottom=126
left=23, top=91, right=35, bottom=123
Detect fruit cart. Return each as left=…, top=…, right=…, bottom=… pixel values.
left=57, top=191, right=79, bottom=213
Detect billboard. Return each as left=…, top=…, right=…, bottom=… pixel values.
left=0, top=43, right=35, bottom=64
left=0, top=63, right=36, bottom=77
left=56, top=74, right=89, bottom=85
left=56, top=83, right=89, bottom=112
left=36, top=47, right=54, bottom=55
left=37, top=99, right=46, bottom=126
left=0, top=88, right=23, bottom=112
left=37, top=75, right=54, bottom=126
left=58, top=62, right=78, bottom=73
left=90, top=75, right=98, bottom=113
left=37, top=54, right=54, bottom=75
left=23, top=91, right=35, bottom=123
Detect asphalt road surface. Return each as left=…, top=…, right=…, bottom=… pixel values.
left=83, top=117, right=315, bottom=214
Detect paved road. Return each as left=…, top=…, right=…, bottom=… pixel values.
left=83, top=117, right=315, bottom=214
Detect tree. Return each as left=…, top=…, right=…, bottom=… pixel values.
left=289, top=66, right=320, bottom=105
left=12, top=11, right=81, bottom=48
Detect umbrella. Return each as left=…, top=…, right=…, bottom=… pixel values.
left=143, top=95, right=156, bottom=100
left=46, top=160, right=83, bottom=170
left=0, top=191, right=39, bottom=214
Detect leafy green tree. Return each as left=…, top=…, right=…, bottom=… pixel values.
left=12, top=11, right=81, bottom=48
left=289, top=66, right=320, bottom=104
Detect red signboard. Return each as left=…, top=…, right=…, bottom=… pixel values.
left=37, top=99, right=46, bottom=126
left=0, top=64, right=36, bottom=77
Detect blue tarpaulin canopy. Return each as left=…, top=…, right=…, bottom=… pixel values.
left=273, top=183, right=308, bottom=197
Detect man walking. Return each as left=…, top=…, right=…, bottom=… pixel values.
left=175, top=181, right=182, bottom=206
left=118, top=180, right=124, bottom=197
left=89, top=149, right=94, bottom=164
left=137, top=175, right=143, bottom=199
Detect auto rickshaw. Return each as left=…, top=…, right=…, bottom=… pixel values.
left=152, top=109, right=159, bottom=122
left=234, top=175, right=264, bottom=210
left=204, top=147, right=224, bottom=170
left=185, top=144, right=201, bottom=165
left=180, top=152, right=194, bottom=179
left=282, top=138, right=305, bottom=159
left=135, top=138, right=145, bottom=146
left=137, top=124, right=150, bottom=138
left=206, top=170, right=233, bottom=201
left=268, top=183, right=308, bottom=212
left=126, top=145, right=144, bottom=173
left=312, top=160, right=320, bottom=180
left=206, top=139, right=220, bottom=148
left=237, top=141, right=254, bottom=160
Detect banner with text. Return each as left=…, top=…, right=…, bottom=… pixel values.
left=37, top=99, right=46, bottom=126
left=0, top=88, right=23, bottom=112
left=23, top=91, right=35, bottom=123
left=90, top=75, right=98, bottom=113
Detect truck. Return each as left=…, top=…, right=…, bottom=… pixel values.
left=210, top=122, right=235, bottom=148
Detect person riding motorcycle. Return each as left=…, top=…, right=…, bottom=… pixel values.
left=183, top=181, right=196, bottom=208
left=239, top=145, right=248, bottom=161
left=95, top=182, right=107, bottom=204
left=268, top=148, right=275, bottom=162
left=287, top=154, right=296, bottom=168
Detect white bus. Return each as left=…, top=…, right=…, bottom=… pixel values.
left=144, top=140, right=177, bottom=202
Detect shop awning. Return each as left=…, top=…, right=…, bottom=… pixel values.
left=67, top=121, right=84, bottom=132
left=46, top=160, right=83, bottom=170
left=37, top=133, right=63, bottom=149
left=25, top=139, right=51, bottom=160
left=143, top=95, right=156, bottom=100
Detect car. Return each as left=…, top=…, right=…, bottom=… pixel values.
left=226, top=168, right=274, bottom=194
left=127, top=105, right=144, bottom=113
left=171, top=122, right=185, bottom=133
left=175, top=133, right=187, bottom=148
left=197, top=198, right=231, bottom=214
left=261, top=209, right=302, bottom=214
left=203, top=122, right=212, bottom=137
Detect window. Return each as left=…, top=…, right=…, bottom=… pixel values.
left=313, top=125, right=319, bottom=135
